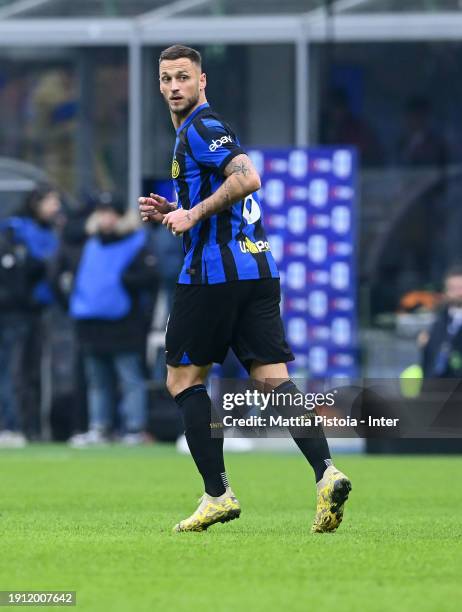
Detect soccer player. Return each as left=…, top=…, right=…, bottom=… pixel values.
left=139, top=44, right=351, bottom=533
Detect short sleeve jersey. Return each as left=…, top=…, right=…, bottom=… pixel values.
left=171, top=102, right=279, bottom=285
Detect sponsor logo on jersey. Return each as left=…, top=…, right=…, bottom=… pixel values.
left=171, top=158, right=180, bottom=179
left=238, top=237, right=270, bottom=254
left=242, top=195, right=261, bottom=224
left=209, top=135, right=233, bottom=152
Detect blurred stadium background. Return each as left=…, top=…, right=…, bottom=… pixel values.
left=1, top=3, right=462, bottom=611
left=1, top=1, right=462, bottom=440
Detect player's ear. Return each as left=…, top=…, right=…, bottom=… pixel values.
left=199, top=72, right=206, bottom=91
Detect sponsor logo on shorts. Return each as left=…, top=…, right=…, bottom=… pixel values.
left=209, top=135, right=233, bottom=152
left=238, top=237, right=271, bottom=254
left=171, top=158, right=180, bottom=179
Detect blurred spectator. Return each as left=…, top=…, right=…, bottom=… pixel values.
left=321, top=87, right=383, bottom=166
left=61, top=194, right=158, bottom=446
left=420, top=266, right=462, bottom=378
left=0, top=185, right=62, bottom=445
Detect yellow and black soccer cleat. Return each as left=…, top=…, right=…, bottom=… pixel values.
left=173, top=489, right=241, bottom=533
left=311, top=465, right=352, bottom=533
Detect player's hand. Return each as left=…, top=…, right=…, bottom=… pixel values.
left=138, top=193, right=173, bottom=223
left=162, top=208, right=196, bottom=236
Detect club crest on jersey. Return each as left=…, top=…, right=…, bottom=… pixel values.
left=238, top=236, right=270, bottom=254
left=171, top=158, right=180, bottom=179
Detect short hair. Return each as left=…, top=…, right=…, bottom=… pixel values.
left=159, top=44, right=202, bottom=67
left=445, top=265, right=462, bottom=281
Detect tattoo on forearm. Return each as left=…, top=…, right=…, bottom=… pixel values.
left=196, top=156, right=258, bottom=222
left=199, top=180, right=233, bottom=220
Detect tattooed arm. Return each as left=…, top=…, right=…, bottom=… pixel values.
left=192, top=154, right=261, bottom=223
left=161, top=154, right=261, bottom=235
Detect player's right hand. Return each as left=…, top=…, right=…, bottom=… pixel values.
left=138, top=193, right=172, bottom=223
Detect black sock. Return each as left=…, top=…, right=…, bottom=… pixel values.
left=274, top=380, right=332, bottom=482
left=175, top=384, right=227, bottom=497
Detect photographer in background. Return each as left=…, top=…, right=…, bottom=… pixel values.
left=420, top=265, right=462, bottom=378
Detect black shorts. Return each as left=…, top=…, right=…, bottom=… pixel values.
left=165, top=278, right=294, bottom=372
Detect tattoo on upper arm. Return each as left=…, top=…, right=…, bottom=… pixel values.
left=229, top=160, right=250, bottom=177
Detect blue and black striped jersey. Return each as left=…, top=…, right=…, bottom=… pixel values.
left=172, top=102, right=279, bottom=285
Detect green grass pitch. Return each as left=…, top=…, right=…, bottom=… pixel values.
left=1, top=445, right=461, bottom=611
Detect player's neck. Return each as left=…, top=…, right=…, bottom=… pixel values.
left=171, top=96, right=208, bottom=130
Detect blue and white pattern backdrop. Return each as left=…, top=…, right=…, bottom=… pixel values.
left=248, top=147, right=358, bottom=379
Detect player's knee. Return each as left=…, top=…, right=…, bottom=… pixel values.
left=166, top=371, right=181, bottom=397
left=166, top=367, right=203, bottom=398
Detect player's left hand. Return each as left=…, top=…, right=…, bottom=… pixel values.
left=162, top=208, right=196, bottom=236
